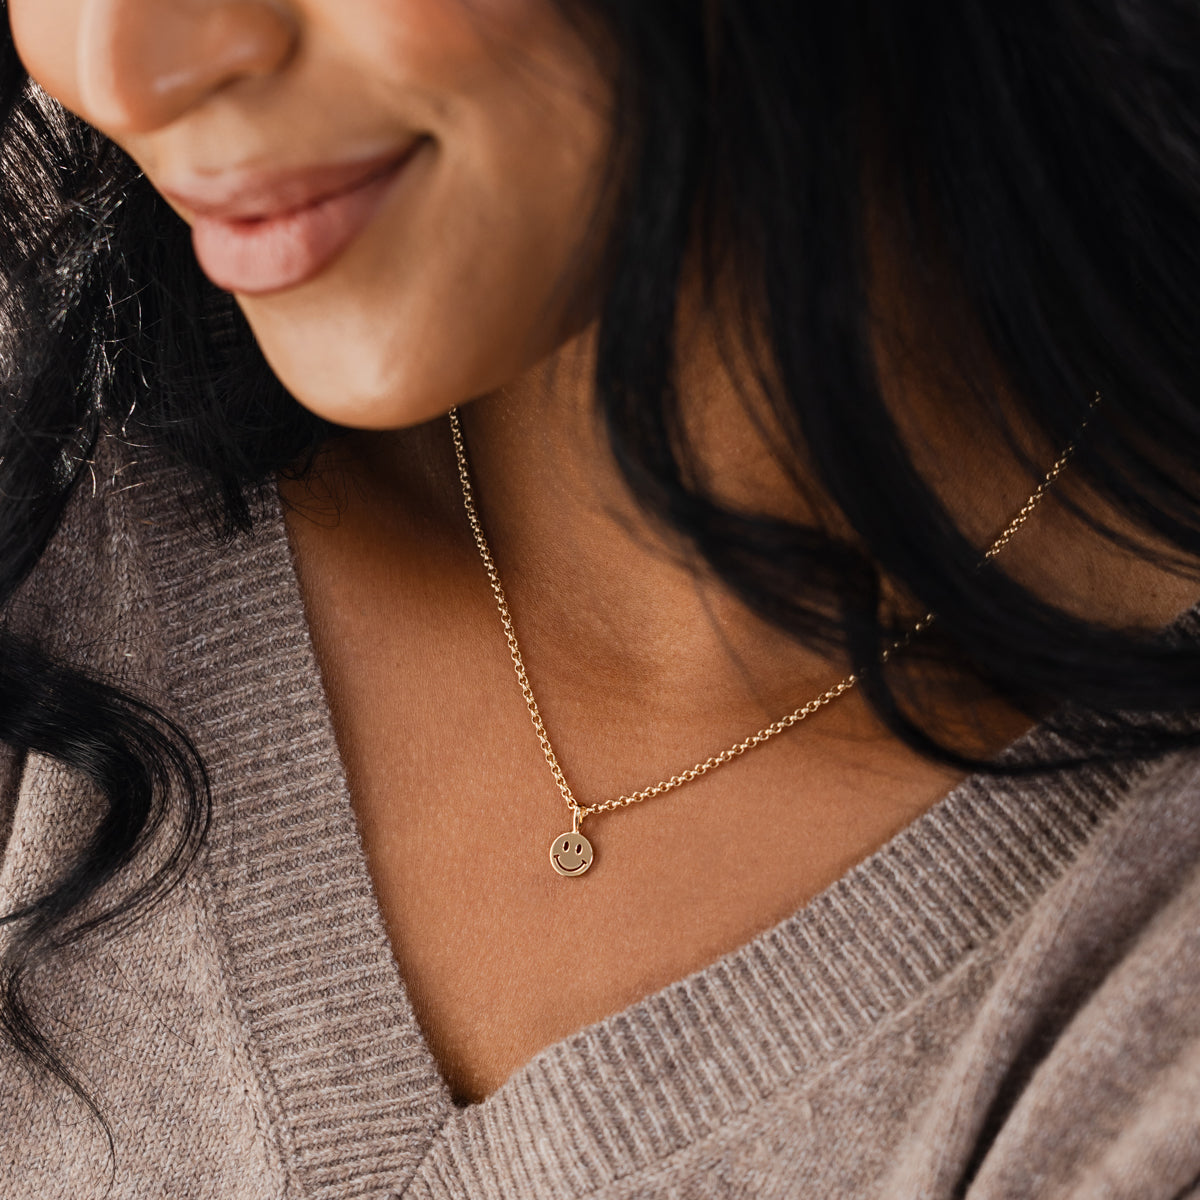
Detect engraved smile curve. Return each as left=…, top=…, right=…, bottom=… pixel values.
left=553, top=854, right=589, bottom=874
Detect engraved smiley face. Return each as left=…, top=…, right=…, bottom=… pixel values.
left=550, top=831, right=594, bottom=877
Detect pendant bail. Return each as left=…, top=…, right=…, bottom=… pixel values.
left=571, top=806, right=583, bottom=835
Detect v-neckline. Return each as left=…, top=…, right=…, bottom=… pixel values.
left=144, top=460, right=1137, bottom=1198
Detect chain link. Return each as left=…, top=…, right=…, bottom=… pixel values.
left=449, top=402, right=1091, bottom=825
left=982, top=438, right=1080, bottom=560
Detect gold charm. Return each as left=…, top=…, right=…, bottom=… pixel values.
left=550, top=810, right=593, bottom=876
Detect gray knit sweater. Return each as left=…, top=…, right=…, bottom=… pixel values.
left=2, top=436, right=1199, bottom=1200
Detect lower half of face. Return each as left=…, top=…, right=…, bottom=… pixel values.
left=237, top=111, right=612, bottom=428
left=11, top=0, right=615, bottom=429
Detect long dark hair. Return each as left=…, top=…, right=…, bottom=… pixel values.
left=2, top=0, right=1199, bottom=1120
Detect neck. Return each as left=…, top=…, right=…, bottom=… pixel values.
left=453, top=328, right=845, bottom=721
left=287, top=305, right=1200, bottom=787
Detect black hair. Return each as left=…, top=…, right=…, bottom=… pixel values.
left=2, top=0, right=1200, bottom=1124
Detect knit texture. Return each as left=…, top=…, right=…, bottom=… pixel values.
left=2, top=437, right=1200, bottom=1199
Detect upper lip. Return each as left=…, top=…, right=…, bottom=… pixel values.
left=158, top=140, right=424, bottom=223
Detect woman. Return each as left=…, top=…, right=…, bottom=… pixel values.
left=2, top=0, right=1199, bottom=1196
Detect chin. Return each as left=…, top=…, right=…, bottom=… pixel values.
left=272, top=358, right=469, bottom=432
left=239, top=312, right=473, bottom=433
left=238, top=287, right=579, bottom=433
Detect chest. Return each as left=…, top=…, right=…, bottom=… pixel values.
left=284, top=502, right=962, bottom=1105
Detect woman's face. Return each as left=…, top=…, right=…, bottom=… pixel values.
left=9, top=0, right=614, bottom=428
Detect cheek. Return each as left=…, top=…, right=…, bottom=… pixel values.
left=327, top=0, right=576, bottom=114
left=9, top=0, right=88, bottom=114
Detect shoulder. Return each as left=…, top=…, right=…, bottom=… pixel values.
left=0, top=431, right=169, bottom=893
left=892, top=750, right=1200, bottom=1198
left=0, top=432, right=288, bottom=1198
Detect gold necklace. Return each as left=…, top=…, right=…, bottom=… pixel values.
left=449, top=405, right=1082, bottom=877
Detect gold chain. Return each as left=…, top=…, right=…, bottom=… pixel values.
left=449, top=405, right=1087, bottom=871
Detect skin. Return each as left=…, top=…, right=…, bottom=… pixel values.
left=11, top=0, right=1200, bottom=1104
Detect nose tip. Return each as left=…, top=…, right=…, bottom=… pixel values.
left=77, top=0, right=297, bottom=135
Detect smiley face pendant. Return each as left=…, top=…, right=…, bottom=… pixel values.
left=550, top=829, right=594, bottom=877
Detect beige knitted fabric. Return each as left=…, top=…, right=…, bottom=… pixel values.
left=2, top=436, right=1200, bottom=1200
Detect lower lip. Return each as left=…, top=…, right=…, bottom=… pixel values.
left=189, top=147, right=423, bottom=296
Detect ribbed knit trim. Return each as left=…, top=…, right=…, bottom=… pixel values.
left=138, top=455, right=1145, bottom=1200
left=143, top=466, right=454, bottom=1200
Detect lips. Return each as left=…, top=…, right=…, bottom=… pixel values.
left=163, top=141, right=426, bottom=295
